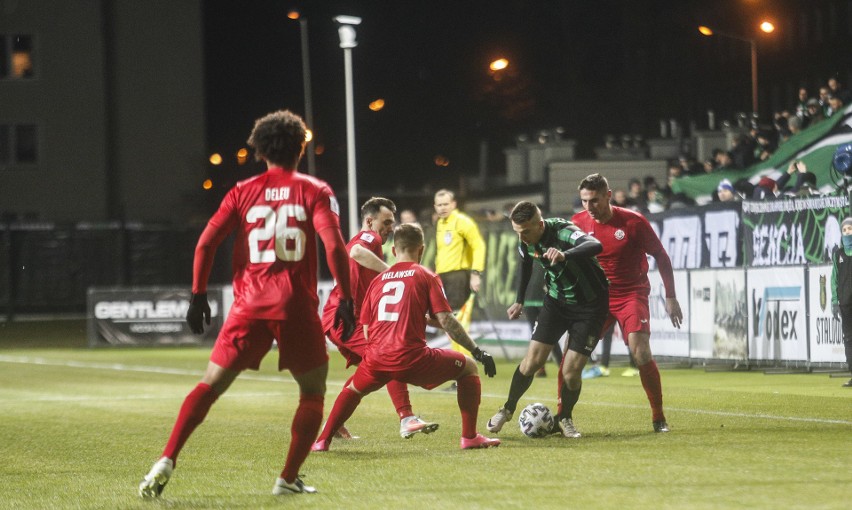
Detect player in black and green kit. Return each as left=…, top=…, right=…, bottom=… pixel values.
left=486, top=201, right=609, bottom=438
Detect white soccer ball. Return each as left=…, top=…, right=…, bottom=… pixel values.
left=518, top=403, right=554, bottom=438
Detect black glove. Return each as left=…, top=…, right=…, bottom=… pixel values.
left=335, top=298, right=356, bottom=342
left=472, top=347, right=496, bottom=378
left=833, top=303, right=840, bottom=320
left=186, top=292, right=211, bottom=334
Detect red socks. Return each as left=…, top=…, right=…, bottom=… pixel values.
left=315, top=387, right=363, bottom=444
left=638, top=360, right=665, bottom=422
left=162, top=383, right=219, bottom=464
left=280, top=393, right=324, bottom=483
left=457, top=375, right=481, bottom=439
left=386, top=380, right=413, bottom=420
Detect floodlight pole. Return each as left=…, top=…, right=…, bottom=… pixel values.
left=750, top=39, right=758, bottom=116
left=298, top=17, right=316, bottom=176
left=336, top=15, right=362, bottom=238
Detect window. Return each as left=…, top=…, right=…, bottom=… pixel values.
left=0, top=34, right=34, bottom=79
left=0, top=124, right=39, bottom=167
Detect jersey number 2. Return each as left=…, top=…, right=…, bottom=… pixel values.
left=377, top=281, right=405, bottom=322
left=247, top=204, right=307, bottom=263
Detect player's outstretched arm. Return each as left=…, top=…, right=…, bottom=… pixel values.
left=435, top=311, right=496, bottom=377
left=350, top=244, right=389, bottom=273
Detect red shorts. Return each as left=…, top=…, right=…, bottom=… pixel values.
left=211, top=313, right=328, bottom=376
left=351, top=348, right=467, bottom=393
left=601, top=292, right=651, bottom=345
left=325, top=321, right=368, bottom=368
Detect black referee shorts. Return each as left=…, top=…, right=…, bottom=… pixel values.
left=530, top=293, right=609, bottom=357
left=438, top=270, right=471, bottom=310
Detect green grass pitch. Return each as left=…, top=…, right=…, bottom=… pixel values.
left=0, top=320, right=849, bottom=509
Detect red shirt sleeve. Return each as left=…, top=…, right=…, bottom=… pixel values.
left=311, top=184, right=341, bottom=234
left=637, top=215, right=676, bottom=298
left=360, top=279, right=377, bottom=325
left=192, top=188, right=239, bottom=294
left=429, top=273, right=453, bottom=315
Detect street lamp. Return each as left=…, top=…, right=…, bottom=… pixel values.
left=489, top=58, right=509, bottom=72
left=335, top=14, right=362, bottom=238
left=287, top=10, right=316, bottom=176
left=698, top=22, right=775, bottom=115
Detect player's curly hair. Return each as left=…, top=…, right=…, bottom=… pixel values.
left=247, top=110, right=306, bottom=168
left=578, top=173, right=610, bottom=193
left=509, top=201, right=541, bottom=224
left=361, top=197, right=397, bottom=221
left=393, top=223, right=424, bottom=252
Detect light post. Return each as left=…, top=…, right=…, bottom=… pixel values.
left=698, top=22, right=775, bottom=116
left=335, top=14, right=361, bottom=238
left=287, top=10, right=316, bottom=176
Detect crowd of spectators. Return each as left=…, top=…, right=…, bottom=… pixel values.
left=653, top=74, right=851, bottom=206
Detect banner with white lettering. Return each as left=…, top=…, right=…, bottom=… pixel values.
left=689, top=269, right=747, bottom=360
left=741, top=195, right=848, bottom=266
left=647, top=269, right=690, bottom=356
left=806, top=264, right=847, bottom=363
left=647, top=220, right=660, bottom=271
left=747, top=266, right=807, bottom=361
left=87, top=287, right=224, bottom=346
left=645, top=202, right=740, bottom=270
left=659, top=216, right=702, bottom=269
left=703, top=209, right=740, bottom=268
left=688, top=270, right=716, bottom=359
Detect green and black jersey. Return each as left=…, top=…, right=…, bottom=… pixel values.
left=517, top=218, right=608, bottom=305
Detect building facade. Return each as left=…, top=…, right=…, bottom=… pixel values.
left=0, top=0, right=205, bottom=223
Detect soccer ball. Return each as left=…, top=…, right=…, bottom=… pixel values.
left=518, top=403, right=554, bottom=438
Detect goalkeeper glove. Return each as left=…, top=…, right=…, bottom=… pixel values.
left=833, top=303, right=841, bottom=320
left=186, top=292, right=211, bottom=334
left=335, top=298, right=356, bottom=342
left=471, top=347, right=496, bottom=377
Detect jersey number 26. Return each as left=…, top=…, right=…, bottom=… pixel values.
left=247, top=204, right=307, bottom=263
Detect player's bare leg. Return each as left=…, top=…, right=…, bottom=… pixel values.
left=628, top=332, right=669, bottom=432
left=487, top=340, right=551, bottom=433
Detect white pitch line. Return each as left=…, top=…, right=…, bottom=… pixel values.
left=0, top=392, right=288, bottom=403
left=1, top=355, right=850, bottom=426
left=0, top=355, right=315, bottom=384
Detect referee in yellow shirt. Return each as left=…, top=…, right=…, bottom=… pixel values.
left=433, top=189, right=486, bottom=358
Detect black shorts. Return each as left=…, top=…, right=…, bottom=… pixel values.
left=531, top=293, right=609, bottom=357
left=438, top=270, right=471, bottom=310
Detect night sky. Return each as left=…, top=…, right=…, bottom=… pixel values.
left=201, top=0, right=808, bottom=197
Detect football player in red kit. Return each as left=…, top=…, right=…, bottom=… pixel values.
left=312, top=223, right=500, bottom=452
left=139, top=110, right=355, bottom=498
left=572, top=173, right=683, bottom=433
left=322, top=197, right=437, bottom=439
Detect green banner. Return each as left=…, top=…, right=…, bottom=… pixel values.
left=671, top=105, right=852, bottom=201
left=741, top=195, right=849, bottom=266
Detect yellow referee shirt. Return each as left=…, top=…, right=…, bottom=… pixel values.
left=434, top=209, right=486, bottom=274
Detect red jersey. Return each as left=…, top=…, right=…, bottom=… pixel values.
left=193, top=166, right=341, bottom=319
left=322, top=229, right=384, bottom=332
left=359, top=261, right=452, bottom=370
left=572, top=206, right=675, bottom=298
